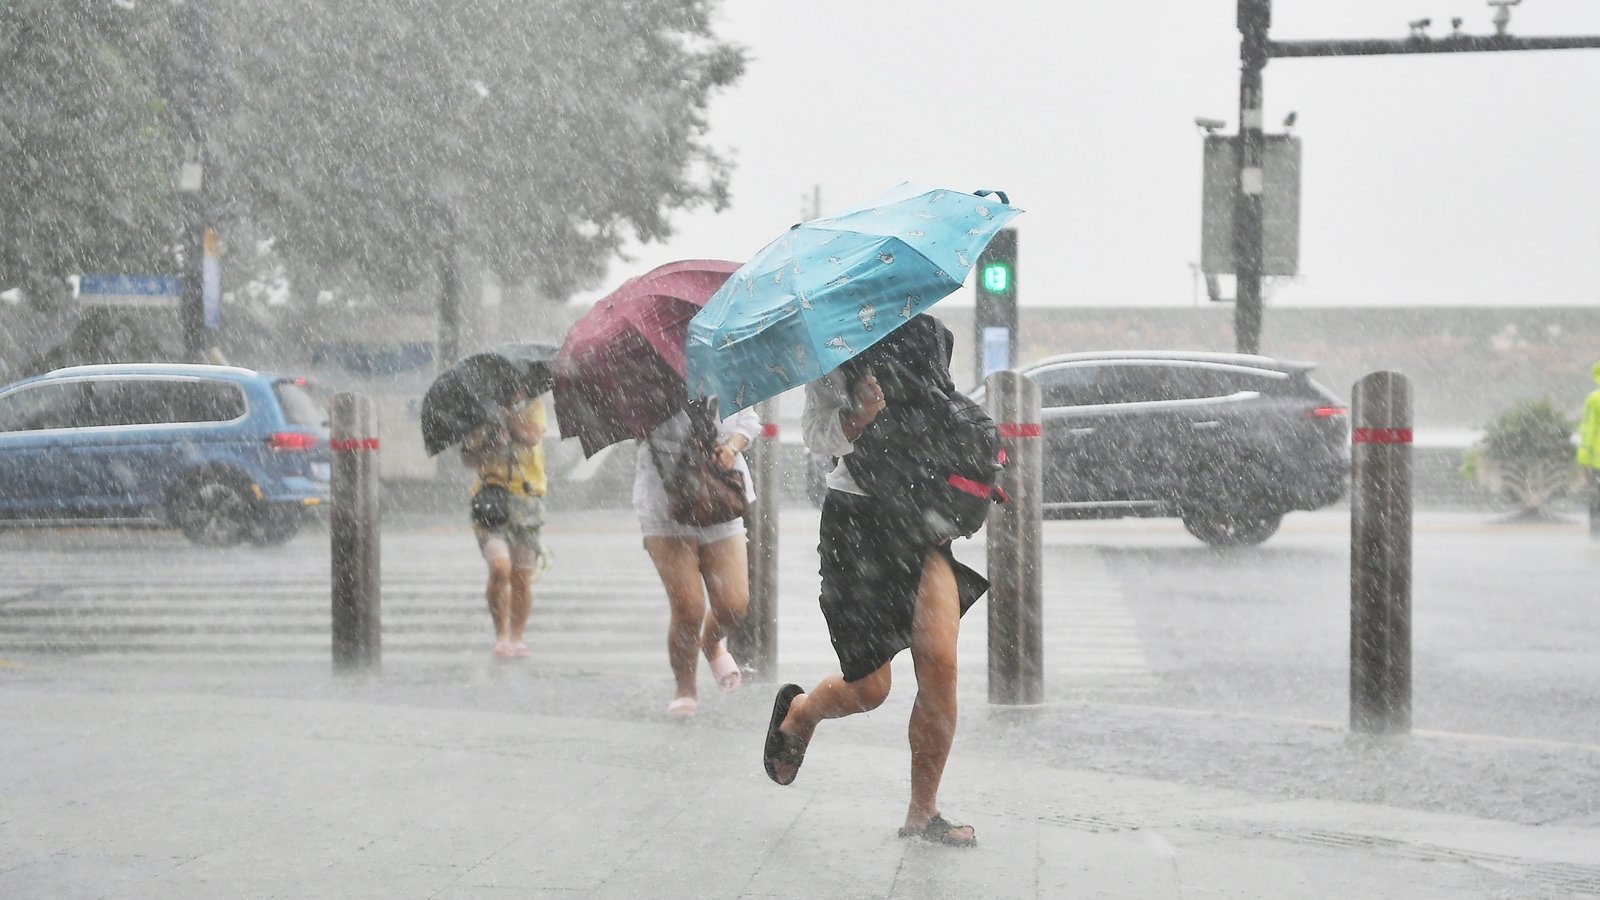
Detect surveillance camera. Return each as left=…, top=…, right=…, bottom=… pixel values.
left=1489, top=0, right=1521, bottom=35
left=1408, top=17, right=1431, bottom=29
left=1194, top=117, right=1227, bottom=132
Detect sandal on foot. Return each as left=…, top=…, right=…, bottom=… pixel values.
left=710, top=642, right=742, bottom=693
left=762, top=683, right=807, bottom=785
left=898, top=814, right=977, bottom=848
left=667, top=696, right=697, bottom=717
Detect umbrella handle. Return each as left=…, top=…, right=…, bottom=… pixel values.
left=973, top=189, right=1010, bottom=206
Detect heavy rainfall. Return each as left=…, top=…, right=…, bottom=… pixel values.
left=2, top=1, right=1599, bottom=898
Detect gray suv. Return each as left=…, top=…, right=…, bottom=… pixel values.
left=987, top=351, right=1348, bottom=545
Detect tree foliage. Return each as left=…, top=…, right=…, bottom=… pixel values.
left=3, top=0, right=744, bottom=307
left=212, top=0, right=745, bottom=300
left=0, top=0, right=185, bottom=305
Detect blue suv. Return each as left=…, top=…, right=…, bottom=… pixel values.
left=0, top=364, right=332, bottom=546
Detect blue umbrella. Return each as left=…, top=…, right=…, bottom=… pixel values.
left=686, top=183, right=1023, bottom=414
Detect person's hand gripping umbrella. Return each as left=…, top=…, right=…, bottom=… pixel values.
left=420, top=342, right=558, bottom=456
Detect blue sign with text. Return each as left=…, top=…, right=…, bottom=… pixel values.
left=79, top=275, right=181, bottom=308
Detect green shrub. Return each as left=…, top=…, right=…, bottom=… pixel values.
left=1466, top=398, right=1579, bottom=514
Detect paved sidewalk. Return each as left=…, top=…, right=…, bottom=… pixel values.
left=4, top=682, right=1598, bottom=899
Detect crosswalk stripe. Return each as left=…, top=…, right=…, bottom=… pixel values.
left=956, top=541, right=1158, bottom=690
left=0, top=516, right=1157, bottom=693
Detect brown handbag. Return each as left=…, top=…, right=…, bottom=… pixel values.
left=657, top=398, right=748, bottom=526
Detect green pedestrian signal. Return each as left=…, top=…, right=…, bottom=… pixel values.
left=981, top=262, right=1010, bottom=294
left=973, top=226, right=1017, bottom=382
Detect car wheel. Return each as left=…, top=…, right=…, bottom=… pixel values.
left=169, top=474, right=256, bottom=547
left=247, top=504, right=305, bottom=547
left=1182, top=508, right=1283, bottom=547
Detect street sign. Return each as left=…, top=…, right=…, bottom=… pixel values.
left=78, top=275, right=181, bottom=308
left=1200, top=134, right=1301, bottom=276
left=982, top=326, right=1011, bottom=377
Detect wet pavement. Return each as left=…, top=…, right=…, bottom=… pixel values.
left=2, top=508, right=1599, bottom=897
left=7, top=682, right=1600, bottom=899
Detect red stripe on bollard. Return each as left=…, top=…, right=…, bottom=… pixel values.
left=997, top=423, right=1041, bottom=438
left=761, top=423, right=779, bottom=439
left=1352, top=428, right=1412, bottom=445
left=330, top=438, right=380, bottom=451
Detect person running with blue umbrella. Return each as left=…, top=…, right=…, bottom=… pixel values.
left=688, top=184, right=1022, bottom=847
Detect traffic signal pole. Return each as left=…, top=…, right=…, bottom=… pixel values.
left=1271, top=33, right=1600, bottom=59
left=1234, top=0, right=1270, bottom=356
left=1228, top=1, right=1600, bottom=356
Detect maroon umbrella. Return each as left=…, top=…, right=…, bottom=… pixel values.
left=554, top=259, right=740, bottom=457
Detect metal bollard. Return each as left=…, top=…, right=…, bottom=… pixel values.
left=732, top=398, right=779, bottom=678
left=1350, top=372, right=1412, bottom=734
left=985, top=371, right=1044, bottom=705
left=331, top=392, right=381, bottom=672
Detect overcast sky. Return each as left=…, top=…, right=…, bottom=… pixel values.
left=585, top=0, right=1600, bottom=308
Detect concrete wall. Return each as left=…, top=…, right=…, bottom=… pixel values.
left=938, top=305, right=1600, bottom=431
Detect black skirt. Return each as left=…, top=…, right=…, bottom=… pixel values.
left=818, top=490, right=989, bottom=683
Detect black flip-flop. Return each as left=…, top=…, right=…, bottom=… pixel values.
left=898, top=814, right=977, bottom=848
left=763, top=683, right=807, bottom=785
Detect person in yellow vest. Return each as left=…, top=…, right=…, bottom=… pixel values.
left=461, top=385, right=551, bottom=658
left=1577, top=361, right=1600, bottom=534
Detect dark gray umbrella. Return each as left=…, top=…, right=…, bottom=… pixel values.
left=487, top=342, right=559, bottom=397
left=420, top=343, right=557, bottom=456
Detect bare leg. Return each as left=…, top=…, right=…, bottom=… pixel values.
left=508, top=568, right=533, bottom=643
left=484, top=556, right=513, bottom=642
left=698, top=534, right=749, bottom=659
left=645, top=536, right=706, bottom=701
left=769, top=664, right=892, bottom=784
left=902, top=550, right=971, bottom=841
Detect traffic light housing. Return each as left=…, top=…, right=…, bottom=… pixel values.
left=974, top=228, right=1018, bottom=380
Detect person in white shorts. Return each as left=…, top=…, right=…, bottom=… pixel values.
left=634, top=404, right=760, bottom=715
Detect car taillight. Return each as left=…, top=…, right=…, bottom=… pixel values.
left=1308, top=406, right=1347, bottom=418
left=267, top=432, right=318, bottom=451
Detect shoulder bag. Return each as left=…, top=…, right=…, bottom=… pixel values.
left=650, top=398, right=748, bottom=527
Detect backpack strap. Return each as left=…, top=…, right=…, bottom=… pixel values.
left=947, top=473, right=1008, bottom=505
left=946, top=474, right=991, bottom=499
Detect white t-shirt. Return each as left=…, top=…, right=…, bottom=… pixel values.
left=802, top=371, right=866, bottom=496
left=632, top=407, right=762, bottom=519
